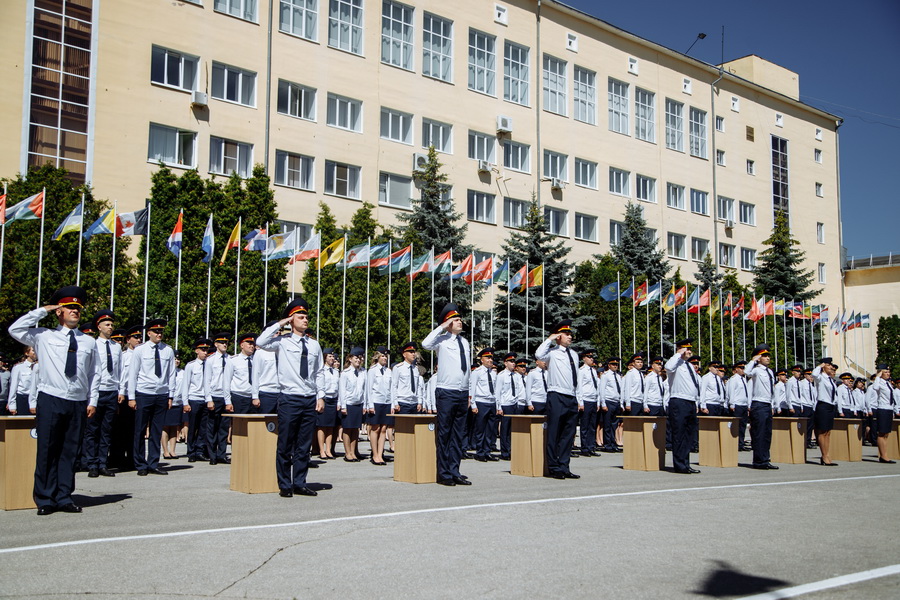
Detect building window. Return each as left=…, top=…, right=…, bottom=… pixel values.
left=543, top=54, right=567, bottom=116
left=719, top=243, right=735, bottom=267
left=690, top=189, right=708, bottom=215
left=215, top=0, right=257, bottom=22
left=636, top=175, right=656, bottom=203
left=691, top=237, right=709, bottom=262
left=608, top=78, right=629, bottom=135
left=381, top=1, right=413, bottom=70
left=325, top=160, right=360, bottom=198
left=634, top=87, right=655, bottom=142
left=815, top=128, right=823, bottom=141
left=209, top=136, right=252, bottom=178
left=772, top=135, right=790, bottom=213
left=150, top=46, right=198, bottom=91
left=817, top=222, right=825, bottom=244
left=503, top=140, right=530, bottom=173
left=566, top=32, right=578, bottom=52
left=503, top=41, right=529, bottom=106
left=544, top=207, right=567, bottom=236
left=544, top=150, right=568, bottom=181
left=682, top=78, right=692, bottom=94
left=277, top=220, right=313, bottom=247
left=818, top=263, right=826, bottom=283
left=609, top=167, right=630, bottom=197
left=575, top=213, right=597, bottom=242
left=422, top=12, right=452, bottom=82
left=731, top=96, right=740, bottom=112
left=326, top=93, right=362, bottom=131
left=277, top=80, right=316, bottom=120
left=504, top=197, right=528, bottom=228
left=689, top=107, right=707, bottom=158
left=718, top=196, right=734, bottom=222
left=574, top=158, right=597, bottom=189
left=274, top=150, right=314, bottom=190
left=645, top=228, right=658, bottom=244
left=775, top=113, right=784, bottom=127
left=747, top=159, right=755, bottom=175
left=380, top=107, right=413, bottom=144
left=468, top=29, right=496, bottom=96
left=379, top=172, right=413, bottom=208
left=422, top=118, right=452, bottom=153
left=467, top=190, right=495, bottom=223
left=573, top=66, right=596, bottom=125
left=609, top=220, right=623, bottom=246
left=746, top=126, right=755, bottom=142
left=328, top=0, right=363, bottom=55
left=739, top=201, right=756, bottom=225
left=667, top=232, right=686, bottom=259
left=740, top=247, right=756, bottom=271
left=815, top=182, right=823, bottom=197
left=148, top=124, right=195, bottom=168
left=716, top=149, right=726, bottom=166
left=715, top=115, right=724, bottom=132
left=814, top=148, right=822, bottom=163
left=667, top=183, right=685, bottom=210
left=468, top=131, right=495, bottom=163
left=211, top=62, right=256, bottom=106
left=279, top=0, right=318, bottom=41
left=665, top=99, right=684, bottom=151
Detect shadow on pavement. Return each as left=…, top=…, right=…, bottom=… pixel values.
left=692, top=559, right=789, bottom=597
left=72, top=493, right=132, bottom=507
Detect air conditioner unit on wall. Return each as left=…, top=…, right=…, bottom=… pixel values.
left=191, top=90, right=208, bottom=107
left=724, top=219, right=735, bottom=229
left=496, top=115, right=513, bottom=134
left=550, top=178, right=565, bottom=190
left=477, top=160, right=492, bottom=173
left=413, top=153, right=428, bottom=173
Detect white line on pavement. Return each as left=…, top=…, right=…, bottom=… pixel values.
left=736, top=563, right=900, bottom=599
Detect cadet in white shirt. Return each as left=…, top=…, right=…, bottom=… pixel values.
left=725, top=361, right=751, bottom=450
left=622, top=353, right=646, bottom=416
left=84, top=310, right=121, bottom=477
left=470, top=348, right=498, bottom=462
left=365, top=346, right=392, bottom=465
left=255, top=320, right=283, bottom=414
left=109, top=325, right=142, bottom=471
left=786, top=365, right=803, bottom=414
left=425, top=364, right=438, bottom=414
left=182, top=338, right=212, bottom=462
left=392, top=342, right=425, bottom=415
left=7, top=346, right=38, bottom=415
left=812, top=357, right=841, bottom=465
left=799, top=367, right=818, bottom=448
left=316, top=347, right=341, bottom=460
left=225, top=333, right=260, bottom=415
left=577, top=349, right=601, bottom=457
left=643, top=356, right=668, bottom=416
left=338, top=346, right=366, bottom=462
left=665, top=338, right=701, bottom=474
left=205, top=332, right=233, bottom=465
left=496, top=352, right=525, bottom=460
left=699, top=360, right=727, bottom=416
left=868, top=364, right=897, bottom=463
left=744, top=344, right=782, bottom=470
left=836, top=373, right=856, bottom=417
left=526, top=359, right=548, bottom=414
left=599, top=357, right=623, bottom=452
left=774, top=369, right=791, bottom=415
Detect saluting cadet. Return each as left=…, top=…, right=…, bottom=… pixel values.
left=853, top=378, right=869, bottom=420
left=726, top=361, right=751, bottom=451
left=127, top=319, right=176, bottom=476
left=868, top=364, right=898, bottom=463
left=812, top=358, right=840, bottom=465
left=700, top=360, right=726, bottom=416
left=745, top=344, right=782, bottom=469
left=226, top=333, right=260, bottom=415
left=665, top=339, right=701, bottom=474
left=84, top=310, right=121, bottom=477
left=577, top=349, right=600, bottom=457
left=836, top=373, right=855, bottom=418
left=255, top=321, right=281, bottom=414
left=7, top=347, right=38, bottom=415
left=422, top=303, right=473, bottom=486
left=786, top=366, right=803, bottom=414
left=799, top=368, right=818, bottom=448
left=526, top=359, right=549, bottom=414
left=392, top=342, right=425, bottom=415
left=643, top=356, right=668, bottom=416
left=255, top=297, right=325, bottom=497
left=316, top=347, right=341, bottom=460
left=535, top=320, right=582, bottom=480
left=774, top=369, right=791, bottom=415
left=365, top=346, right=392, bottom=466
left=623, top=352, right=646, bottom=416
left=338, top=346, right=366, bottom=462
left=205, top=332, right=233, bottom=465
left=182, top=338, right=212, bottom=462
left=9, top=286, right=101, bottom=515
left=470, top=348, right=498, bottom=462
left=496, top=352, right=523, bottom=461
left=599, top=357, right=623, bottom=452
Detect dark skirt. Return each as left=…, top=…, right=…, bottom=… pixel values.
left=340, top=404, right=364, bottom=429
left=164, top=405, right=184, bottom=427
left=814, top=401, right=836, bottom=433
left=369, top=403, right=394, bottom=426
left=875, top=408, right=895, bottom=435
left=316, top=400, right=339, bottom=428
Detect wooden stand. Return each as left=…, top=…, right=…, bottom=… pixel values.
left=771, top=417, right=807, bottom=464
left=393, top=414, right=437, bottom=483
left=621, top=416, right=666, bottom=471
left=698, top=416, right=739, bottom=468
left=227, top=414, right=279, bottom=494
left=509, top=414, right=547, bottom=477
left=0, top=416, right=38, bottom=510
left=887, top=420, right=900, bottom=461
left=830, top=418, right=863, bottom=462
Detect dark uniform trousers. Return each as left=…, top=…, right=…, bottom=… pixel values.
left=531, top=401, right=546, bottom=415
left=799, top=406, right=815, bottom=446
left=187, top=399, right=209, bottom=458
left=749, top=401, right=773, bottom=465
left=276, top=393, right=316, bottom=490
left=646, top=404, right=665, bottom=416
left=34, top=392, right=86, bottom=509
left=546, top=391, right=578, bottom=475
left=602, top=400, right=622, bottom=450
left=133, top=392, right=168, bottom=471
left=705, top=404, right=726, bottom=416
left=435, top=389, right=469, bottom=481
left=465, top=408, right=477, bottom=451
left=207, top=396, right=229, bottom=461
left=108, top=402, right=135, bottom=471
left=231, top=393, right=255, bottom=415
left=83, top=389, right=118, bottom=469
left=258, top=391, right=279, bottom=414
left=733, top=405, right=750, bottom=448
left=499, top=403, right=522, bottom=458
left=580, top=401, right=598, bottom=452
left=473, top=401, right=496, bottom=457
left=669, top=397, right=697, bottom=472
left=397, top=403, right=419, bottom=414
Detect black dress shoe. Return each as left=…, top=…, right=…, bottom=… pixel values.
left=765, top=463, right=779, bottom=470
left=87, top=468, right=99, bottom=478
left=474, top=455, right=488, bottom=462
left=209, top=459, right=218, bottom=465
left=58, top=503, right=82, bottom=513
left=591, top=450, right=603, bottom=457
left=37, top=506, right=55, bottom=515
left=486, top=455, right=500, bottom=462
left=279, top=489, right=293, bottom=498
left=548, top=471, right=566, bottom=479
left=137, top=469, right=149, bottom=476
left=293, top=487, right=318, bottom=496
left=457, top=474, right=469, bottom=480
left=563, top=472, right=581, bottom=479
left=437, top=478, right=456, bottom=486
left=148, top=468, right=168, bottom=475
left=688, top=468, right=701, bottom=473
left=98, top=468, right=116, bottom=477
left=452, top=476, right=472, bottom=485
left=221, top=457, right=231, bottom=464
left=879, top=458, right=897, bottom=464
left=188, top=456, right=198, bottom=462
left=673, top=468, right=693, bottom=474
left=819, top=458, right=838, bottom=466
left=370, top=459, right=387, bottom=465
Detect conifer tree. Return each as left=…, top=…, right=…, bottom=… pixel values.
left=302, top=202, right=343, bottom=348
left=753, top=210, right=818, bottom=302
left=611, top=202, right=670, bottom=282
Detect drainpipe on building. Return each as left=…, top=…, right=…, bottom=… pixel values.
left=535, top=0, right=543, bottom=207
left=709, top=67, right=724, bottom=273
left=264, top=0, right=275, bottom=171
left=835, top=118, right=846, bottom=364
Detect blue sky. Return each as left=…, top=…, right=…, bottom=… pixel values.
left=565, top=0, right=900, bottom=260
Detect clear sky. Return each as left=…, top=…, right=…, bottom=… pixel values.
left=564, top=0, right=900, bottom=261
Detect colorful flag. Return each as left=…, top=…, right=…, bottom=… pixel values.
left=731, top=295, right=745, bottom=318
left=862, top=314, right=871, bottom=328
left=620, top=281, right=634, bottom=300
left=487, top=257, right=508, bottom=285
left=449, top=254, right=474, bottom=280
left=219, top=221, right=241, bottom=265
left=830, top=310, right=843, bottom=333
left=508, top=265, right=527, bottom=293
left=662, top=285, right=677, bottom=313
left=432, top=250, right=453, bottom=276
left=525, top=264, right=544, bottom=289
left=262, top=229, right=297, bottom=261
left=201, top=215, right=214, bottom=264
left=243, top=227, right=267, bottom=251
left=817, top=307, right=829, bottom=325
left=465, top=257, right=493, bottom=285
left=166, top=210, right=183, bottom=257
left=746, top=297, right=761, bottom=322
left=315, top=237, right=345, bottom=269
left=4, top=191, right=44, bottom=224
left=599, top=281, right=620, bottom=301
left=0, top=194, right=5, bottom=225
left=117, top=208, right=149, bottom=236
left=709, top=295, right=720, bottom=317
left=378, top=244, right=412, bottom=274
left=724, top=292, right=733, bottom=312
left=83, top=209, right=116, bottom=239
left=633, top=281, right=648, bottom=306
left=367, top=243, right=393, bottom=267
left=763, top=298, right=775, bottom=317
left=640, top=282, right=662, bottom=306
left=345, top=243, right=371, bottom=267
left=407, top=249, right=435, bottom=281
left=288, top=232, right=321, bottom=263
left=685, top=286, right=700, bottom=312
left=52, top=202, right=83, bottom=240
left=688, top=288, right=710, bottom=314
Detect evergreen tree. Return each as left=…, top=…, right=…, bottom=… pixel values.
left=753, top=210, right=818, bottom=302
left=301, top=202, right=343, bottom=349
left=875, top=315, right=900, bottom=372
left=694, top=253, right=723, bottom=290
left=610, top=202, right=669, bottom=282
left=342, top=202, right=390, bottom=356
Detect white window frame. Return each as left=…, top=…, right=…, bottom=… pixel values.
left=609, top=167, right=630, bottom=197
left=716, top=149, right=726, bottom=166
left=634, top=87, right=655, bottom=142
left=328, top=0, right=364, bottom=55
left=814, top=148, right=822, bottom=163
left=731, top=96, right=740, bottom=112
left=816, top=182, right=824, bottom=197
left=608, top=78, right=629, bottom=135
left=503, top=197, right=528, bottom=229
left=380, top=107, right=413, bottom=145
left=543, top=54, right=567, bottom=116
left=468, top=28, right=496, bottom=96
left=818, top=263, right=826, bottom=284
left=574, top=158, right=597, bottom=189
left=574, top=213, right=597, bottom=242
left=667, top=232, right=686, bottom=259
left=209, top=136, right=253, bottom=178
left=379, top=172, right=413, bottom=208
left=422, top=118, right=452, bottom=153
left=609, top=220, right=623, bottom=246
left=636, top=174, right=656, bottom=203
left=543, top=150, right=568, bottom=181
left=741, top=247, right=756, bottom=271
left=775, top=113, right=784, bottom=127
left=690, top=188, right=708, bottom=215
left=215, top=0, right=257, bottom=22
left=739, top=201, right=756, bottom=226
left=277, top=79, right=316, bottom=121
left=422, top=12, right=453, bottom=82
left=665, top=98, right=684, bottom=152
left=503, top=41, right=529, bottom=106
left=719, top=243, right=735, bottom=268
left=467, top=190, right=495, bottom=224
left=326, top=93, right=362, bottom=132
left=691, top=237, right=709, bottom=262
left=502, top=140, right=530, bottom=173
left=324, top=159, right=361, bottom=199
left=747, top=159, right=755, bottom=175
left=817, top=222, right=825, bottom=244
left=148, top=123, right=196, bottom=168
left=279, top=0, right=318, bottom=42
left=211, top=62, right=256, bottom=107
left=666, top=182, right=685, bottom=210
left=689, top=107, right=707, bottom=158
left=715, top=115, right=725, bottom=132
left=718, top=196, right=735, bottom=222
left=381, top=0, right=414, bottom=70
left=274, top=150, right=314, bottom=190
left=573, top=66, right=596, bottom=125
left=544, top=206, right=568, bottom=236
left=150, top=46, right=199, bottom=92
left=468, top=130, right=495, bottom=163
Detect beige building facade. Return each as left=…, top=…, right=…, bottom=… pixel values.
left=843, top=256, right=900, bottom=376
left=2, top=0, right=848, bottom=348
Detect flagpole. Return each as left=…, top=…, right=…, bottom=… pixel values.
left=707, top=288, right=712, bottom=359
left=541, top=262, right=546, bottom=339
left=718, top=290, right=724, bottom=361
left=659, top=279, right=664, bottom=357
left=672, top=285, right=676, bottom=348
left=489, top=253, right=495, bottom=348
left=645, top=282, right=650, bottom=355
left=506, top=260, right=511, bottom=350
left=741, top=298, right=747, bottom=357
left=365, top=237, right=371, bottom=361
left=525, top=260, right=529, bottom=357
left=448, top=248, right=453, bottom=305
left=801, top=301, right=807, bottom=366
left=110, top=201, right=117, bottom=310
left=76, top=194, right=84, bottom=286
left=469, top=251, right=474, bottom=347
left=430, top=245, right=435, bottom=372
left=387, top=239, right=393, bottom=352
left=685, top=284, right=690, bottom=343
left=175, top=210, right=183, bottom=352
left=342, top=233, right=348, bottom=365
left=697, top=285, right=702, bottom=359
left=408, top=242, right=414, bottom=342
left=36, top=187, right=47, bottom=308
left=316, top=233, right=322, bottom=340
left=205, top=214, right=212, bottom=338
left=773, top=298, right=779, bottom=369
left=616, top=272, right=622, bottom=361
left=631, top=276, right=636, bottom=352
left=729, top=295, right=735, bottom=366
left=782, top=298, right=788, bottom=368
left=141, top=202, right=151, bottom=337
left=263, top=222, right=269, bottom=326
left=0, top=182, right=6, bottom=293
left=233, top=217, right=242, bottom=353
left=290, top=227, right=298, bottom=299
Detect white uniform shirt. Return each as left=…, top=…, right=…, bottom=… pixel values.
left=525, top=367, right=547, bottom=408
left=745, top=359, right=776, bottom=407
left=811, top=365, right=839, bottom=406
left=119, top=348, right=134, bottom=397
left=577, top=364, right=600, bottom=406
left=785, top=376, right=801, bottom=410
left=774, top=381, right=791, bottom=412
left=7, top=361, right=38, bottom=412
left=798, top=377, right=817, bottom=408
left=599, top=370, right=623, bottom=405
left=836, top=384, right=854, bottom=415
left=643, top=371, right=669, bottom=407
left=535, top=340, right=578, bottom=398
left=495, top=368, right=520, bottom=408
left=868, top=377, right=899, bottom=413
left=206, top=350, right=229, bottom=399
left=622, top=367, right=645, bottom=410
left=700, top=372, right=726, bottom=410
left=425, top=375, right=437, bottom=412
left=391, top=361, right=424, bottom=406
left=181, top=359, right=210, bottom=405
left=338, top=366, right=366, bottom=409
left=255, top=324, right=325, bottom=398
left=95, top=337, right=122, bottom=392
left=319, top=364, right=341, bottom=400
left=366, top=364, right=391, bottom=408
left=173, top=368, right=185, bottom=406
left=726, top=374, right=750, bottom=409
left=254, top=347, right=279, bottom=394
left=422, top=325, right=471, bottom=392
left=469, top=365, right=495, bottom=409
left=225, top=352, right=258, bottom=400
left=127, top=341, right=177, bottom=400
left=665, top=353, right=700, bottom=404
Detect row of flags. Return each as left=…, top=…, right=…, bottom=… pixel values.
left=0, top=192, right=150, bottom=239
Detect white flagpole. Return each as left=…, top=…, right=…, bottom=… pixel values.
left=645, top=283, right=650, bottom=354
left=205, top=214, right=212, bottom=338
left=490, top=253, right=495, bottom=348
left=110, top=201, right=117, bottom=310
left=616, top=272, right=622, bottom=360
left=290, top=227, right=298, bottom=299
left=76, top=194, right=84, bottom=286
left=448, top=247, right=453, bottom=305
left=469, top=251, right=474, bottom=343
left=762, top=295, right=767, bottom=346
left=707, top=288, right=713, bottom=358
left=141, top=202, right=151, bottom=337
left=341, top=233, right=348, bottom=364
left=742, top=298, right=747, bottom=357
left=525, top=260, right=529, bottom=357
left=316, top=234, right=322, bottom=339
left=659, top=280, right=664, bottom=356
left=430, top=245, right=435, bottom=372
left=233, top=217, right=242, bottom=353
left=263, top=222, right=269, bottom=326
left=36, top=187, right=47, bottom=308
left=0, top=182, right=6, bottom=292
left=541, top=262, right=546, bottom=338
left=782, top=299, right=789, bottom=368
left=801, top=301, right=808, bottom=366
left=631, top=276, right=636, bottom=352
left=685, top=284, right=690, bottom=343
left=773, top=299, right=779, bottom=369
left=387, top=239, right=393, bottom=352
left=175, top=210, right=183, bottom=352
left=506, top=261, right=511, bottom=350
left=719, top=290, right=724, bottom=360
left=365, top=237, right=371, bottom=361
left=409, top=242, right=414, bottom=341
left=730, top=295, right=735, bottom=366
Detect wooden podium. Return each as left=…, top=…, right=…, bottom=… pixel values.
left=509, top=415, right=546, bottom=477
left=771, top=417, right=807, bottom=464
left=393, top=414, right=437, bottom=483
left=698, top=416, right=739, bottom=468
left=227, top=414, right=279, bottom=493
left=0, top=416, right=38, bottom=510
left=621, top=416, right=666, bottom=471
left=887, top=420, right=900, bottom=461
left=830, top=418, right=863, bottom=462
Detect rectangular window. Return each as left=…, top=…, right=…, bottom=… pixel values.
left=544, top=207, right=568, bottom=236
left=731, top=96, right=740, bottom=112
left=718, top=196, right=734, bottom=222
left=277, top=80, right=316, bottom=120
left=645, top=228, right=657, bottom=244
left=211, top=62, right=256, bottom=106
left=815, top=182, right=823, bottom=197
left=772, top=135, right=790, bottom=213
left=274, top=150, right=314, bottom=190
left=747, top=159, right=755, bottom=175
left=150, top=46, right=198, bottom=91
left=148, top=124, right=195, bottom=168
left=719, top=243, right=735, bottom=267
left=609, top=220, right=623, bottom=246
left=573, top=66, right=596, bottom=124
left=544, top=150, right=567, bottom=181
left=746, top=126, right=755, bottom=142
left=741, top=247, right=756, bottom=271
left=468, top=130, right=495, bottom=162
left=739, top=201, right=756, bottom=225
left=468, top=29, right=496, bottom=95
left=215, top=0, right=257, bottom=22
left=381, top=1, right=413, bottom=70
left=665, top=98, right=684, bottom=151
left=279, top=0, right=318, bottom=41
left=667, top=183, right=685, bottom=210
left=690, top=189, right=708, bottom=215
left=543, top=54, right=567, bottom=116
left=574, top=158, right=597, bottom=189
left=422, top=118, right=452, bottom=153
left=328, top=0, right=363, bottom=55
left=503, top=140, right=530, bottom=172
left=380, top=107, right=413, bottom=144
left=609, top=167, right=630, bottom=197
left=818, top=263, right=826, bottom=284
left=608, top=78, right=629, bottom=135
left=325, top=159, right=360, bottom=198
left=814, top=148, right=822, bottom=163
left=716, top=149, right=726, bottom=166
left=326, top=93, right=362, bottom=131
left=636, top=175, right=656, bottom=203
left=575, top=213, right=597, bottom=242
left=715, top=115, right=724, bottom=132
left=504, top=197, right=528, bottom=228
left=691, top=237, right=709, bottom=262
left=689, top=107, right=707, bottom=158
left=422, top=12, right=452, bottom=82
left=467, top=190, right=495, bottom=223
left=667, top=232, right=686, bottom=259
left=634, top=87, right=655, bottom=142
left=503, top=41, right=529, bottom=105
left=379, top=172, right=413, bottom=208
left=817, top=222, right=825, bottom=244
left=209, top=136, right=252, bottom=178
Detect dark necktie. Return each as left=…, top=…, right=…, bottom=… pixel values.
left=154, top=344, right=162, bottom=378
left=457, top=336, right=466, bottom=374
left=742, top=378, right=748, bottom=399
left=614, top=373, right=621, bottom=395
left=590, top=369, right=597, bottom=390
left=889, top=386, right=895, bottom=406
left=829, top=378, right=836, bottom=402
left=640, top=371, right=645, bottom=393
left=487, top=370, right=494, bottom=395
left=566, top=349, right=578, bottom=389
left=65, top=330, right=77, bottom=378
left=381, top=366, right=385, bottom=376
left=657, top=375, right=664, bottom=397
left=409, top=364, right=416, bottom=393
left=106, top=340, right=113, bottom=373
left=354, top=368, right=359, bottom=378
left=247, top=355, right=253, bottom=385
left=715, top=377, right=722, bottom=399
left=767, top=369, right=773, bottom=394
left=541, top=370, right=548, bottom=392
left=687, top=366, right=699, bottom=393
left=300, top=337, right=309, bottom=379
left=511, top=371, right=516, bottom=396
